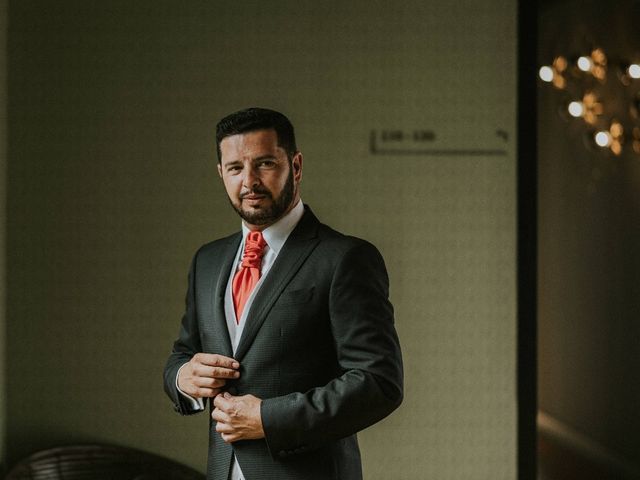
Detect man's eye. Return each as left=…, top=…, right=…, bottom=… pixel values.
left=259, top=160, right=275, bottom=167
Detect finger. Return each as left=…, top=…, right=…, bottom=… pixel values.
left=194, top=353, right=240, bottom=370
left=192, top=387, right=219, bottom=398
left=221, top=433, right=237, bottom=444
left=213, top=393, right=229, bottom=410
left=211, top=407, right=231, bottom=423
left=216, top=422, right=233, bottom=435
left=215, top=392, right=237, bottom=410
left=215, top=421, right=234, bottom=434
left=194, top=377, right=226, bottom=389
left=214, top=392, right=238, bottom=412
left=194, top=365, right=240, bottom=379
left=211, top=366, right=241, bottom=379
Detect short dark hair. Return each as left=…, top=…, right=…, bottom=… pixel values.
left=215, top=107, right=297, bottom=163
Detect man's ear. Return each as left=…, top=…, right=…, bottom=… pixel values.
left=291, top=152, right=303, bottom=182
left=217, top=163, right=223, bottom=178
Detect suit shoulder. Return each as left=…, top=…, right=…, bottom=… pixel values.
left=313, top=221, right=391, bottom=288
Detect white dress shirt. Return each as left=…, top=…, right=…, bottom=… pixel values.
left=177, top=199, right=305, bottom=480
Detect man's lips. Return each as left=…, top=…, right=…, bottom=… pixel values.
left=240, top=193, right=270, bottom=207
left=240, top=190, right=270, bottom=201
left=242, top=194, right=266, bottom=200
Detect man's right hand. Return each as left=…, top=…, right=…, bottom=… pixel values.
left=178, top=353, right=240, bottom=398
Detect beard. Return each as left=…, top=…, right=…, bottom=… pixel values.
left=230, top=166, right=295, bottom=227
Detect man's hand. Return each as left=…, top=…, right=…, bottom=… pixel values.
left=178, top=353, right=240, bottom=398
left=212, top=392, right=264, bottom=443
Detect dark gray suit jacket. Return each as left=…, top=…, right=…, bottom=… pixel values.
left=163, top=206, right=403, bottom=480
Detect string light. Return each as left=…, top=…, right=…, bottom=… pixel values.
left=568, top=101, right=584, bottom=118
left=628, top=64, right=640, bottom=79
left=609, top=120, right=624, bottom=155
left=581, top=92, right=603, bottom=125
left=539, top=47, right=640, bottom=157
left=593, top=121, right=624, bottom=155
left=590, top=48, right=607, bottom=81
left=539, top=66, right=554, bottom=83
left=577, top=56, right=593, bottom=72
left=594, top=131, right=611, bottom=147
left=538, top=57, right=568, bottom=89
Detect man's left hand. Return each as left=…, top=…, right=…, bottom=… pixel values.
left=212, top=392, right=264, bottom=443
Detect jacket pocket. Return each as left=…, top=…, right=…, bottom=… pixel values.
left=276, top=286, right=315, bottom=306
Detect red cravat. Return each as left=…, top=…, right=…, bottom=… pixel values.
left=232, top=231, right=267, bottom=323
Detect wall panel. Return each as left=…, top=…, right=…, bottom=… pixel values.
left=7, top=2, right=517, bottom=477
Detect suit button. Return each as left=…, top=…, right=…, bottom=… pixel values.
left=227, top=387, right=238, bottom=395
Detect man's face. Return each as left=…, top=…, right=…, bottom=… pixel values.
left=218, top=129, right=303, bottom=230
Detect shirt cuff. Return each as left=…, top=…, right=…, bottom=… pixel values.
left=176, top=363, right=205, bottom=411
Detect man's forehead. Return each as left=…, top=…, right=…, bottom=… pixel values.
left=220, top=129, right=282, bottom=159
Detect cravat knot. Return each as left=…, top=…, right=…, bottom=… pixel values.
left=241, top=231, right=267, bottom=269
left=232, top=231, right=267, bottom=322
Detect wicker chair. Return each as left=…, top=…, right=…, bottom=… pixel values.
left=5, top=444, right=206, bottom=480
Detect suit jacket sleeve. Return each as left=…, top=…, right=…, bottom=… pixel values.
left=163, top=252, right=208, bottom=415
left=260, top=240, right=403, bottom=458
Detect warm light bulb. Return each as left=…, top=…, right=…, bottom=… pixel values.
left=577, top=56, right=593, bottom=72
left=611, top=141, right=622, bottom=156
left=539, top=66, right=554, bottom=82
left=628, top=64, right=640, bottom=79
left=568, top=101, right=584, bottom=117
left=610, top=121, right=624, bottom=138
left=594, top=131, right=612, bottom=147
left=553, top=56, right=568, bottom=72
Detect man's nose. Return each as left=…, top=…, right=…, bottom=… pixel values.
left=241, top=166, right=260, bottom=189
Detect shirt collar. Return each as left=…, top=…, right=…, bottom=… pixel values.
left=241, top=199, right=304, bottom=254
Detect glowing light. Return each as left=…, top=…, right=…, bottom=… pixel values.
left=628, top=64, right=640, bottom=79
left=611, top=142, right=622, bottom=156
left=553, top=56, right=568, bottom=72
left=539, top=66, right=554, bottom=82
left=578, top=92, right=603, bottom=125
left=594, top=131, right=612, bottom=147
left=591, top=48, right=606, bottom=64
left=577, top=56, right=593, bottom=72
left=593, top=65, right=606, bottom=81
left=610, top=121, right=624, bottom=138
left=567, top=101, right=584, bottom=117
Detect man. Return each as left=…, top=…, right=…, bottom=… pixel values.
left=164, top=107, right=403, bottom=480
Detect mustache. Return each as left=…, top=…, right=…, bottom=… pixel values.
left=240, top=187, right=272, bottom=199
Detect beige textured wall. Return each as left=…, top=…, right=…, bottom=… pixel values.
left=7, top=2, right=517, bottom=478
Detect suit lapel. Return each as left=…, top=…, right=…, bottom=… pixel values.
left=234, top=208, right=320, bottom=361
left=201, top=233, right=241, bottom=358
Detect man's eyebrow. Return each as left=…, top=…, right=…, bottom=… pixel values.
left=223, top=158, right=243, bottom=166
left=252, top=155, right=277, bottom=162
left=222, top=154, right=278, bottom=166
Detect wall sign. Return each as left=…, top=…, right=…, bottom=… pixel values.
left=369, top=129, right=509, bottom=156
